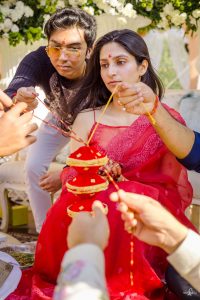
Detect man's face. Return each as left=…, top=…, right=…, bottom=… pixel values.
left=47, top=27, right=88, bottom=80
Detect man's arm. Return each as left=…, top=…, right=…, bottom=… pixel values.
left=167, top=229, right=200, bottom=293
left=4, top=47, right=54, bottom=110
left=54, top=244, right=109, bottom=300
left=150, top=102, right=195, bottom=159
left=149, top=103, right=200, bottom=172
left=178, top=131, right=200, bottom=172
left=116, top=83, right=200, bottom=171
left=5, top=47, right=46, bottom=98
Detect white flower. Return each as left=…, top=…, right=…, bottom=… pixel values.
left=11, top=24, right=19, bottom=32
left=56, top=0, right=66, bottom=8
left=43, top=14, right=51, bottom=23
left=190, top=16, right=197, bottom=25
left=3, top=18, right=13, bottom=32
left=10, top=9, right=23, bottom=22
left=171, top=12, right=186, bottom=26
left=69, top=0, right=87, bottom=6
left=3, top=33, right=9, bottom=38
left=79, top=0, right=87, bottom=5
left=163, top=3, right=174, bottom=16
left=105, top=6, right=117, bottom=15
left=122, top=3, right=136, bottom=18
left=192, top=9, right=200, bottom=19
left=24, top=6, right=34, bottom=18
left=15, top=1, right=25, bottom=11
left=157, top=16, right=169, bottom=30
left=0, top=6, right=10, bottom=17
left=83, top=6, right=95, bottom=16
left=94, top=0, right=109, bottom=12
left=109, top=0, right=119, bottom=7
left=115, top=2, right=124, bottom=13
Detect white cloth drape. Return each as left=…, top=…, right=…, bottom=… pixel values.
left=144, top=29, right=190, bottom=89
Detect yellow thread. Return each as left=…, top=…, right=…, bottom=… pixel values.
left=87, top=85, right=119, bottom=145
left=141, top=102, right=156, bottom=125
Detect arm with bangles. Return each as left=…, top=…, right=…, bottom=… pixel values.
left=117, top=82, right=200, bottom=172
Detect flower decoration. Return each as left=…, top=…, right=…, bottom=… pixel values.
left=0, top=0, right=199, bottom=46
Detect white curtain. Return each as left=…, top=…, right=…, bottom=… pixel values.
left=167, top=28, right=189, bottom=89
left=143, top=30, right=164, bottom=71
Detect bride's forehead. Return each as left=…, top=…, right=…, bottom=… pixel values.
left=100, top=42, right=129, bottom=58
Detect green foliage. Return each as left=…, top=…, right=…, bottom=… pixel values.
left=0, top=0, right=199, bottom=46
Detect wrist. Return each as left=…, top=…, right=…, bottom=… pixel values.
left=145, top=95, right=159, bottom=117
left=162, top=224, right=188, bottom=254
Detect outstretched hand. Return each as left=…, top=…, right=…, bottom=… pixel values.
left=14, top=86, right=38, bottom=111
left=99, top=159, right=124, bottom=181
left=39, top=170, right=62, bottom=194
left=67, top=201, right=110, bottom=250
left=0, top=92, right=38, bottom=156
left=110, top=190, right=188, bottom=254
left=116, top=82, right=157, bottom=115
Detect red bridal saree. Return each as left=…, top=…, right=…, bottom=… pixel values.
left=7, top=107, right=195, bottom=300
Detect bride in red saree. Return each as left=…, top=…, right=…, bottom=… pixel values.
left=8, top=29, right=196, bottom=300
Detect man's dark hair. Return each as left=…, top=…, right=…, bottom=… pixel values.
left=44, top=7, right=97, bottom=48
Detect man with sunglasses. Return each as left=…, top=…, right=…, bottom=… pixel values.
left=5, top=7, right=97, bottom=233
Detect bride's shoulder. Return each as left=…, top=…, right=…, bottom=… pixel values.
left=75, top=107, right=102, bottom=122
left=73, top=108, right=98, bottom=130
left=75, top=108, right=94, bottom=122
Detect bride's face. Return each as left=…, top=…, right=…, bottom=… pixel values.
left=100, top=42, right=146, bottom=93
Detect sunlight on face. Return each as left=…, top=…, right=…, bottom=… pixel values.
left=100, top=42, right=144, bottom=92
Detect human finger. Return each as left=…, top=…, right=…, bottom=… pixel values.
left=0, top=90, right=13, bottom=108
left=6, top=102, right=28, bottom=117
left=17, top=111, right=34, bottom=125
left=24, top=135, right=37, bottom=146
left=17, top=87, right=37, bottom=99
left=92, top=200, right=106, bottom=216
left=118, top=190, right=155, bottom=213
left=40, top=173, right=49, bottom=181
left=39, top=178, right=48, bottom=188
left=117, top=202, right=128, bottom=213
left=119, top=93, right=144, bottom=106
left=110, top=191, right=120, bottom=202
left=24, top=123, right=38, bottom=135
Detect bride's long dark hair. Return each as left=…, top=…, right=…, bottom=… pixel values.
left=71, top=29, right=164, bottom=113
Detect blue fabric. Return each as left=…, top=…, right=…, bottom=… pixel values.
left=179, top=131, right=200, bottom=172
